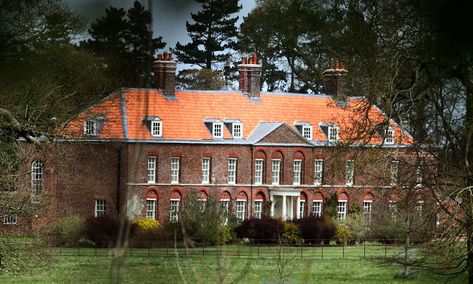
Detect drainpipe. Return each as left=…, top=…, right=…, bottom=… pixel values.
left=250, top=145, right=254, bottom=218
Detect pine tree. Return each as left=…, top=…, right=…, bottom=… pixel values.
left=83, top=1, right=165, bottom=87
left=174, top=0, right=241, bottom=69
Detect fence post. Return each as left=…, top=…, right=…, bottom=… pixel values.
left=342, top=243, right=345, bottom=259
left=202, top=245, right=205, bottom=257
left=384, top=243, right=387, bottom=258
left=237, top=242, right=240, bottom=258
left=321, top=242, right=324, bottom=259
left=257, top=245, right=260, bottom=258
left=95, top=246, right=97, bottom=256
left=363, top=242, right=366, bottom=259
left=300, top=244, right=303, bottom=259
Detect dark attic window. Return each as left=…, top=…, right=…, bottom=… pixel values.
left=143, top=116, right=163, bottom=137
left=319, top=122, right=339, bottom=145
left=295, top=121, right=312, bottom=140
left=204, top=118, right=223, bottom=139
left=84, top=115, right=105, bottom=137
left=224, top=119, right=243, bottom=139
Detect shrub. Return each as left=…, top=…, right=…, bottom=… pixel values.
left=78, top=238, right=96, bottom=248
left=335, top=225, right=350, bottom=245
left=85, top=216, right=120, bottom=248
left=49, top=215, right=85, bottom=247
left=281, top=222, right=303, bottom=245
left=294, top=215, right=336, bottom=244
left=234, top=217, right=283, bottom=243
left=130, top=218, right=161, bottom=248
left=134, top=218, right=160, bottom=231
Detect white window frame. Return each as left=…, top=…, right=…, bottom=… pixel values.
left=298, top=199, right=305, bottom=219
left=198, top=199, right=207, bottom=212
left=416, top=200, right=424, bottom=215
left=147, top=156, right=157, bottom=183
left=228, top=158, right=237, bottom=185
left=220, top=200, right=230, bottom=224
left=146, top=198, right=157, bottom=219
left=314, top=159, right=324, bottom=186
left=202, top=158, right=211, bottom=184
left=31, top=160, right=44, bottom=194
left=170, top=199, right=180, bottom=223
left=337, top=201, right=347, bottom=219
left=388, top=200, right=397, bottom=219
left=416, top=165, right=423, bottom=186
left=171, top=157, right=180, bottom=184
left=271, top=159, right=281, bottom=185
left=390, top=160, right=399, bottom=186
left=3, top=215, right=17, bottom=225
left=302, top=125, right=313, bottom=140
left=384, top=126, right=394, bottom=145
left=312, top=201, right=322, bottom=217
left=95, top=199, right=107, bottom=217
left=293, top=160, right=302, bottom=185
left=328, top=126, right=339, bottom=144
left=151, top=120, right=162, bottom=137
left=212, top=122, right=223, bottom=138
left=236, top=200, right=246, bottom=221
left=84, top=120, right=97, bottom=136
left=254, top=159, right=264, bottom=185
left=346, top=160, right=355, bottom=186
left=254, top=200, right=263, bottom=219
left=363, top=200, right=372, bottom=225
left=232, top=123, right=243, bottom=138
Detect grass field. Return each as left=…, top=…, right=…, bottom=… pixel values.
left=0, top=245, right=467, bottom=283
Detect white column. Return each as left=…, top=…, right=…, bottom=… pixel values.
left=270, top=195, right=274, bottom=217
left=296, top=197, right=300, bottom=219
left=282, top=195, right=287, bottom=221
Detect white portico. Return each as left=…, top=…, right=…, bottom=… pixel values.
left=270, top=188, right=303, bottom=220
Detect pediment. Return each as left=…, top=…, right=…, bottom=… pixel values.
left=255, top=123, right=312, bottom=145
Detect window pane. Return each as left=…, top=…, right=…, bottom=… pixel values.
left=148, top=157, right=156, bottom=183
left=255, top=159, right=264, bottom=185
left=236, top=201, right=246, bottom=221
left=272, top=160, right=281, bottom=185
left=314, top=160, right=323, bottom=185
left=228, top=158, right=237, bottom=184
left=254, top=201, right=262, bottom=219
left=312, top=201, right=322, bottom=217
left=171, top=158, right=180, bottom=183
left=293, top=160, right=302, bottom=185
left=202, top=158, right=210, bottom=184
left=170, top=200, right=180, bottom=222
left=146, top=199, right=157, bottom=219
left=95, top=199, right=107, bottom=217
left=31, top=160, right=44, bottom=194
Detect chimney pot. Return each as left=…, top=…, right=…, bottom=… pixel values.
left=242, top=57, right=247, bottom=64
left=157, top=54, right=163, bottom=60
left=153, top=52, right=177, bottom=95
left=252, top=53, right=257, bottom=64
left=238, top=54, right=261, bottom=98
left=323, top=59, right=348, bottom=102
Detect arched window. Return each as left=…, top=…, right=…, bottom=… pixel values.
left=254, top=192, right=266, bottom=219
left=312, top=192, right=324, bottom=217
left=220, top=191, right=232, bottom=224
left=31, top=160, right=44, bottom=194
left=169, top=191, right=182, bottom=223
left=236, top=192, right=248, bottom=222
left=363, top=193, right=374, bottom=225
left=337, top=192, right=349, bottom=219
left=146, top=190, right=158, bottom=219
left=198, top=190, right=208, bottom=211
left=298, top=192, right=307, bottom=218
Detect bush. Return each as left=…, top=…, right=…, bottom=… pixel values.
left=234, top=217, right=283, bottom=243
left=134, top=218, right=160, bottom=231
left=85, top=216, right=120, bottom=248
left=130, top=218, right=161, bottom=248
left=294, top=215, right=336, bottom=244
left=335, top=225, right=350, bottom=245
left=78, top=238, right=96, bottom=248
left=49, top=215, right=85, bottom=247
left=281, top=222, right=303, bottom=245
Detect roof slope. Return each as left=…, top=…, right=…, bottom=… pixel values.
left=63, top=89, right=413, bottom=145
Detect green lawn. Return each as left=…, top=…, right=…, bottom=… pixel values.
left=0, top=245, right=467, bottom=283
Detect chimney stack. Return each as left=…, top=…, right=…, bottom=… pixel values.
left=323, top=60, right=348, bottom=101
left=238, top=54, right=262, bottom=98
left=153, top=52, right=177, bottom=95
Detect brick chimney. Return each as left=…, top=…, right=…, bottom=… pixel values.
left=323, top=60, right=348, bottom=101
left=238, top=54, right=261, bottom=98
left=153, top=52, right=177, bottom=95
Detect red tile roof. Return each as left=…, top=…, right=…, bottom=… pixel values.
left=63, top=89, right=413, bottom=145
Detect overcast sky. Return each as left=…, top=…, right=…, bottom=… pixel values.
left=64, top=0, right=257, bottom=50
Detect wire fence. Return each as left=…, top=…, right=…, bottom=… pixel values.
left=52, top=239, right=423, bottom=260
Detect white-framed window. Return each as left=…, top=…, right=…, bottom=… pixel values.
left=328, top=126, right=339, bottom=144
left=416, top=165, right=423, bottom=186
left=314, top=159, right=323, bottom=186
left=337, top=201, right=347, bottom=219
left=212, top=122, right=223, bottom=138
left=84, top=120, right=97, bottom=136
left=31, top=160, right=44, bottom=194
left=302, top=125, right=312, bottom=140
left=171, top=157, right=180, bottom=184
left=384, top=127, right=394, bottom=144
left=272, top=159, right=281, bottom=185
left=170, top=200, right=180, bottom=222
left=236, top=200, right=246, bottom=221
left=3, top=215, right=17, bottom=225
left=220, top=200, right=230, bottom=224
left=254, top=200, right=262, bottom=219
left=346, top=160, right=355, bottom=186
left=416, top=200, right=424, bottom=215
left=293, top=160, right=302, bottom=185
left=388, top=200, right=397, bottom=219
left=232, top=123, right=243, bottom=138
left=198, top=199, right=207, bottom=212
left=151, top=120, right=162, bottom=137
left=95, top=199, right=107, bottom=217
left=312, top=201, right=322, bottom=217
left=147, top=156, right=156, bottom=183
left=202, top=158, right=211, bottom=184
left=390, top=160, right=399, bottom=186
left=146, top=198, right=157, bottom=219
left=299, top=200, right=305, bottom=218
left=228, top=158, right=237, bottom=184
left=254, top=159, right=264, bottom=185
left=363, top=201, right=372, bottom=225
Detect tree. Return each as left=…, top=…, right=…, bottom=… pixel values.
left=174, top=0, right=241, bottom=69
left=176, top=68, right=226, bottom=90
left=82, top=1, right=166, bottom=87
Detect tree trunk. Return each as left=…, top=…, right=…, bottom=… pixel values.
left=403, top=220, right=410, bottom=277
left=467, top=218, right=473, bottom=283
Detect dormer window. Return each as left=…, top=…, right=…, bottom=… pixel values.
left=84, top=120, right=97, bottom=136
left=384, top=127, right=394, bottom=144
left=328, top=126, right=339, bottom=144
left=212, top=122, right=223, bottom=138
left=302, top=125, right=312, bottom=140
left=232, top=123, right=243, bottom=138
left=151, top=119, right=162, bottom=137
